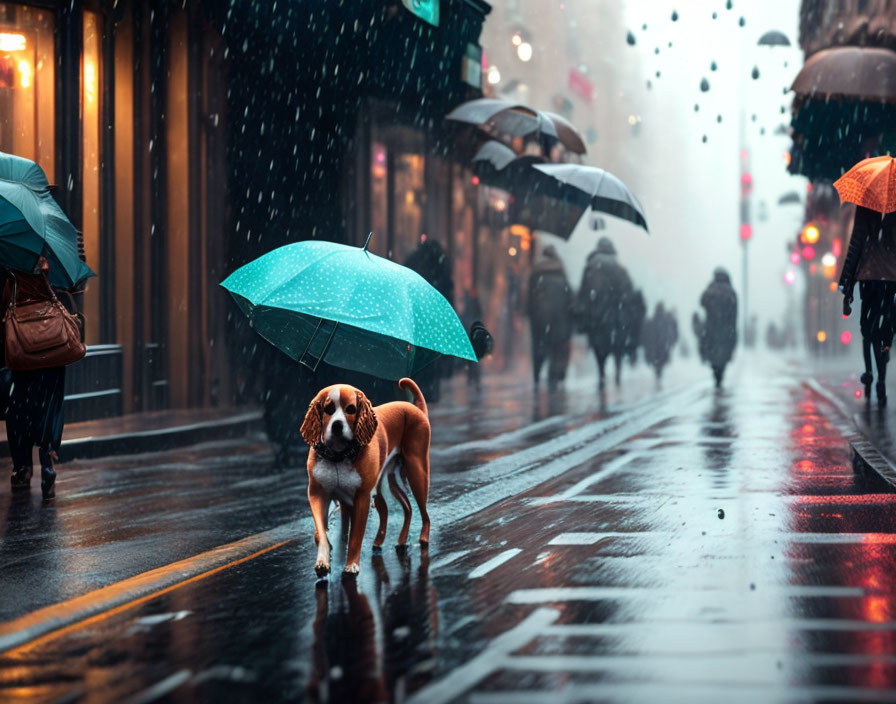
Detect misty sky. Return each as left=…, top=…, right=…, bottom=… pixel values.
left=498, top=0, right=807, bottom=331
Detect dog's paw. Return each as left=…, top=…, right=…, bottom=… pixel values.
left=343, top=562, right=360, bottom=575
left=314, top=560, right=330, bottom=577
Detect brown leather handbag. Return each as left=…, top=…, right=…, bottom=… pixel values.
left=4, top=272, right=86, bottom=371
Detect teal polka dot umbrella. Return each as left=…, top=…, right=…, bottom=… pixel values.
left=221, top=237, right=477, bottom=380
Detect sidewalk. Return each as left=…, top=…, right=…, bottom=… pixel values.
left=13, top=406, right=264, bottom=463
left=808, top=356, right=896, bottom=490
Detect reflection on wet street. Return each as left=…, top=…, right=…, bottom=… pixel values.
left=2, top=361, right=896, bottom=702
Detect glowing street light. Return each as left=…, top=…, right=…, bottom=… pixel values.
left=517, top=42, right=533, bottom=62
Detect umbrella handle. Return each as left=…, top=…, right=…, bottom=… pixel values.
left=298, top=318, right=339, bottom=372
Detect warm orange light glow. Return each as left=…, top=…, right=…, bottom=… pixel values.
left=0, top=32, right=26, bottom=52
left=508, top=246, right=518, bottom=256
left=84, top=59, right=97, bottom=104
left=802, top=223, right=820, bottom=244
left=510, top=224, right=530, bottom=238
left=817, top=330, right=827, bottom=342
left=829, top=281, right=838, bottom=292
left=17, top=60, right=30, bottom=88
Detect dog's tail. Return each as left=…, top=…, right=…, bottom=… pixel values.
left=398, top=377, right=428, bottom=417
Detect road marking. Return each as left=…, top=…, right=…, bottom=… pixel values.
left=130, top=669, right=192, bottom=704
left=547, top=532, right=659, bottom=545
left=433, top=386, right=705, bottom=526
left=505, top=585, right=866, bottom=604
left=467, top=684, right=896, bottom=704
left=468, top=549, right=522, bottom=578
left=0, top=520, right=302, bottom=655
left=405, top=608, right=559, bottom=704
left=429, top=550, right=471, bottom=571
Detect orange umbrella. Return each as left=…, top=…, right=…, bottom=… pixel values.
left=833, top=155, right=896, bottom=213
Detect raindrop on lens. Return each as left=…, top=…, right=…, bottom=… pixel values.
left=626, top=30, right=636, bottom=45
left=710, top=60, right=717, bottom=71
left=671, top=10, right=679, bottom=21
left=751, top=66, right=760, bottom=80
left=739, top=16, right=745, bottom=26
left=700, top=77, right=710, bottom=92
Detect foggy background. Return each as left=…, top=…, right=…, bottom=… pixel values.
left=482, top=0, right=807, bottom=334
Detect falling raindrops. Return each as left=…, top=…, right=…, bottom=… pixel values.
left=694, top=103, right=700, bottom=112
left=671, top=10, right=679, bottom=21
left=726, top=0, right=733, bottom=9
left=751, top=65, right=760, bottom=80
left=646, top=79, right=653, bottom=90
left=739, top=16, right=746, bottom=27
left=626, top=30, right=636, bottom=46
left=717, top=114, right=723, bottom=123
left=700, top=77, right=710, bottom=92
left=760, top=127, right=766, bottom=135
left=710, top=60, right=718, bottom=71
left=656, top=70, right=661, bottom=78
left=751, top=114, right=757, bottom=122
left=642, top=23, right=647, bottom=30
left=712, top=11, right=718, bottom=19
left=702, top=135, right=708, bottom=143
left=655, top=47, right=660, bottom=54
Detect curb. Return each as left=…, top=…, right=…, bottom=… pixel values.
left=805, top=379, right=896, bottom=490
left=0, top=410, right=265, bottom=463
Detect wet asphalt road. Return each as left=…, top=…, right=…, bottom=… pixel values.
left=2, top=357, right=896, bottom=702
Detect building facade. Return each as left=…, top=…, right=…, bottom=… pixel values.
left=1, top=0, right=494, bottom=420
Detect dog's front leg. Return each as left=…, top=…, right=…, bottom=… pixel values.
left=344, top=493, right=371, bottom=575
left=308, top=483, right=331, bottom=577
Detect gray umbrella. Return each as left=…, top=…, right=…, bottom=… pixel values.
left=758, top=30, right=791, bottom=46
left=471, top=140, right=518, bottom=172
left=532, top=163, right=649, bottom=232
left=447, top=98, right=558, bottom=141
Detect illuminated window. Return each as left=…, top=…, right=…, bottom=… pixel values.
left=81, top=10, right=102, bottom=344
left=0, top=3, right=55, bottom=174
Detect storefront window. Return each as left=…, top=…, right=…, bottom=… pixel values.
left=0, top=3, right=54, bottom=175
left=392, top=152, right=424, bottom=264
left=81, top=10, right=102, bottom=344
left=369, top=141, right=388, bottom=257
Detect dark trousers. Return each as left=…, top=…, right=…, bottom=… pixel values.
left=6, top=366, right=65, bottom=468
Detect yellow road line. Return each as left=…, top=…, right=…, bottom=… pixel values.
left=0, top=520, right=302, bottom=655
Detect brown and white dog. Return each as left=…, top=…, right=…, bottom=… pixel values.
left=301, top=378, right=431, bottom=576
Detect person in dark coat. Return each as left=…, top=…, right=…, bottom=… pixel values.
left=527, top=245, right=573, bottom=390
left=694, top=268, right=738, bottom=388
left=576, top=237, right=634, bottom=389
left=404, top=238, right=454, bottom=403
left=2, top=259, right=80, bottom=499
left=623, top=288, right=647, bottom=365
left=839, top=206, right=896, bottom=405
left=642, top=303, right=678, bottom=381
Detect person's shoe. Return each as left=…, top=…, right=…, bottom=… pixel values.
left=862, top=372, right=874, bottom=399
left=878, top=382, right=888, bottom=407
left=40, top=466, right=56, bottom=500
left=10, top=466, right=32, bottom=492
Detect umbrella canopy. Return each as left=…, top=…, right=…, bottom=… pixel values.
left=447, top=98, right=587, bottom=154
left=0, top=152, right=94, bottom=288
left=777, top=190, right=803, bottom=205
left=471, top=140, right=518, bottom=173
left=791, top=47, right=896, bottom=102
left=833, top=155, right=896, bottom=213
left=221, top=239, right=476, bottom=380
left=758, top=30, right=791, bottom=46
left=542, top=112, right=587, bottom=154
left=447, top=98, right=557, bottom=140
left=531, top=163, right=649, bottom=232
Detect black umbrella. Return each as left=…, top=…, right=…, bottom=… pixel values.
left=758, top=30, right=791, bottom=46
left=531, top=163, right=649, bottom=232
left=777, top=191, right=802, bottom=205
left=448, top=98, right=587, bottom=154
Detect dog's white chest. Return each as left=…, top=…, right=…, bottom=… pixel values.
left=312, top=458, right=362, bottom=506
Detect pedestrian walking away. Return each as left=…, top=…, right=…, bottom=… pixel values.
left=527, top=245, right=573, bottom=390
left=694, top=268, right=738, bottom=388
left=838, top=205, right=896, bottom=405
left=576, top=237, right=635, bottom=389
left=642, top=302, right=679, bottom=382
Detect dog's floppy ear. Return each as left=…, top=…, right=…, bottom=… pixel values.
left=300, top=392, right=324, bottom=446
left=354, top=391, right=378, bottom=446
